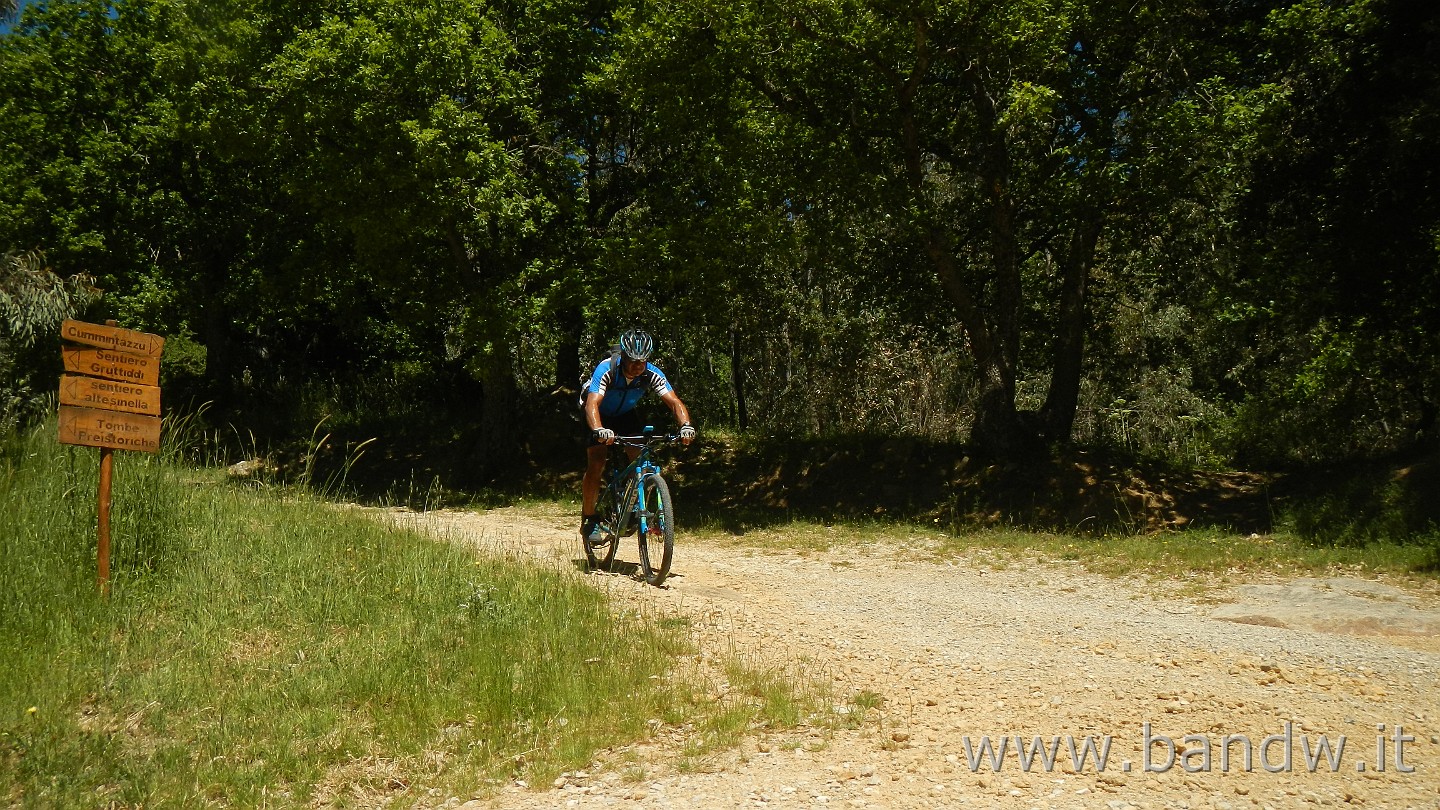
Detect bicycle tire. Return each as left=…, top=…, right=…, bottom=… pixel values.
left=585, top=484, right=620, bottom=572
left=637, top=473, right=675, bottom=586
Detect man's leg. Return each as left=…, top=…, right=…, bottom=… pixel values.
left=582, top=443, right=608, bottom=521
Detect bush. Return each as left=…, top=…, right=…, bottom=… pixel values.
left=1, top=250, right=100, bottom=436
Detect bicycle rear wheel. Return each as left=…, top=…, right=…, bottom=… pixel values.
left=585, top=485, right=620, bottom=572
left=637, top=474, right=675, bottom=586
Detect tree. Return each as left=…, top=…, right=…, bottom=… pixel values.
left=1226, top=0, right=1440, bottom=461
left=1, top=251, right=99, bottom=434
left=617, top=0, right=1262, bottom=456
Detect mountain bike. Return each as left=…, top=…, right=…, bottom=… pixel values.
left=584, top=426, right=678, bottom=586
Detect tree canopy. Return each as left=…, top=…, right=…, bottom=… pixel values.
left=1, top=0, right=1435, bottom=468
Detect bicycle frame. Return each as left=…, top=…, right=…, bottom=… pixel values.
left=585, top=425, right=680, bottom=586
left=603, top=428, right=672, bottom=539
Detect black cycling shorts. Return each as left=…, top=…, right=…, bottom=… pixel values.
left=587, top=409, right=645, bottom=446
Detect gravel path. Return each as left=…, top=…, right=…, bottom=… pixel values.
left=379, top=506, right=1440, bottom=810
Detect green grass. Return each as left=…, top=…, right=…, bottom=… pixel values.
left=690, top=517, right=1438, bottom=588
left=688, top=520, right=910, bottom=556
left=0, top=424, right=722, bottom=807
left=932, top=526, right=1438, bottom=583
left=655, top=654, right=834, bottom=774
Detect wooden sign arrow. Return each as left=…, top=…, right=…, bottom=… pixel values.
left=62, top=346, right=160, bottom=387
left=58, top=405, right=162, bottom=453
left=58, top=375, right=161, bottom=416
left=60, top=319, right=164, bottom=357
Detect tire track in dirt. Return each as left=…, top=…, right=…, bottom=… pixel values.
left=376, top=506, right=1440, bottom=810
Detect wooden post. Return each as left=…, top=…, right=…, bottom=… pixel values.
left=57, top=317, right=165, bottom=596
left=97, top=446, right=114, bottom=596
left=97, top=318, right=118, bottom=597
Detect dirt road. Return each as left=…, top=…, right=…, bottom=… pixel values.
left=384, top=506, right=1440, bottom=810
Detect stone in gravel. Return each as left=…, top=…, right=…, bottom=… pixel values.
left=1097, top=774, right=1126, bottom=787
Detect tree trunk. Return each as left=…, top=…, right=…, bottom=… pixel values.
left=197, top=248, right=233, bottom=407
left=176, top=152, right=236, bottom=408
left=1039, top=217, right=1103, bottom=442
left=731, top=325, right=748, bottom=431
left=1414, top=390, right=1438, bottom=450
left=970, top=363, right=1026, bottom=456
left=918, top=219, right=1034, bottom=457
left=555, top=300, right=582, bottom=393
left=474, top=347, right=519, bottom=478
left=897, top=57, right=1038, bottom=458
left=444, top=218, right=524, bottom=480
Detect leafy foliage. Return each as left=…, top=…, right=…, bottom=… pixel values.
left=0, top=251, right=98, bottom=434
left=1, top=0, right=1435, bottom=491
left=1222, top=0, right=1440, bottom=463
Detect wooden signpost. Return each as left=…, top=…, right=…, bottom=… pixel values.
left=58, top=319, right=165, bottom=595
left=61, top=346, right=161, bottom=387
left=58, top=406, right=163, bottom=453
left=58, top=376, right=162, bottom=417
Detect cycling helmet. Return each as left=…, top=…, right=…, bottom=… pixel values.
left=618, top=329, right=655, bottom=362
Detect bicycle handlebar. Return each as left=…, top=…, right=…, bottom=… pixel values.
left=612, top=434, right=681, bottom=445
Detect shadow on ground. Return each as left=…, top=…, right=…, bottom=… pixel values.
left=222, top=401, right=1436, bottom=545
left=666, top=435, right=1274, bottom=536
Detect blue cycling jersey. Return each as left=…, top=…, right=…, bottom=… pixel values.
left=586, top=357, right=673, bottom=418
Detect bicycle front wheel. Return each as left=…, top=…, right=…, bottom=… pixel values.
left=637, top=474, right=675, bottom=586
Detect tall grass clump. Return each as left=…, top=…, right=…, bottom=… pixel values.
left=1, top=423, right=694, bottom=807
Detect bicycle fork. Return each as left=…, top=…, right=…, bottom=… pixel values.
left=635, top=462, right=661, bottom=540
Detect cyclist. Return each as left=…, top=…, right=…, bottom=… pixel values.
left=581, top=329, right=695, bottom=543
